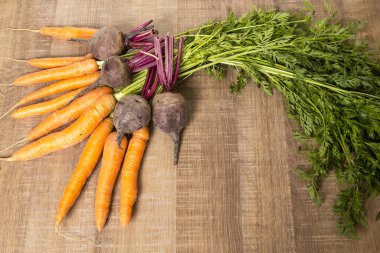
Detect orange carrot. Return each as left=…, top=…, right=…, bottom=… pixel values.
left=13, top=59, right=99, bottom=86
left=0, top=86, right=113, bottom=152
left=120, top=127, right=149, bottom=226
left=0, top=87, right=112, bottom=153
left=39, top=27, right=97, bottom=40
left=18, top=71, right=100, bottom=106
left=95, top=132, right=128, bottom=231
left=11, top=88, right=85, bottom=119
left=56, top=118, right=113, bottom=225
left=0, top=94, right=116, bottom=161
left=1, top=72, right=98, bottom=120
left=27, top=87, right=112, bottom=141
left=27, top=54, right=93, bottom=69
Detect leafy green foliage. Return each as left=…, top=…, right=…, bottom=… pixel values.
left=178, top=7, right=380, bottom=237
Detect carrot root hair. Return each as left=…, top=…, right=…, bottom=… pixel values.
left=0, top=157, right=12, bottom=161
left=0, top=83, right=13, bottom=86
left=0, top=103, right=20, bottom=120
left=0, top=138, right=27, bottom=153
left=54, top=225, right=96, bottom=243
left=0, top=56, right=26, bottom=63
left=0, top=28, right=39, bottom=33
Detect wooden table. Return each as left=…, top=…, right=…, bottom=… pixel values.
left=0, top=0, right=379, bottom=252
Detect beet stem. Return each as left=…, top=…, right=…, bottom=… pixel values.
left=130, top=55, right=154, bottom=67
left=130, top=20, right=153, bottom=33
left=129, top=41, right=154, bottom=48
left=132, top=42, right=162, bottom=63
left=172, top=37, right=185, bottom=88
left=142, top=67, right=156, bottom=96
left=134, top=38, right=164, bottom=58
left=154, top=37, right=167, bottom=87
left=129, top=46, right=160, bottom=72
left=166, top=36, right=174, bottom=86
left=164, top=36, right=169, bottom=86
left=146, top=75, right=159, bottom=99
left=153, top=35, right=184, bottom=91
left=129, top=30, right=158, bottom=42
left=125, top=25, right=154, bottom=40
left=140, top=50, right=159, bottom=60
left=131, top=59, right=156, bottom=73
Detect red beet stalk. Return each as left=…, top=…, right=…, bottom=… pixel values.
left=141, top=35, right=185, bottom=99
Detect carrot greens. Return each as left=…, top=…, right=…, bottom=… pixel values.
left=115, top=8, right=380, bottom=237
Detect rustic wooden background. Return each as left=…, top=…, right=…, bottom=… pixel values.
left=0, top=0, right=379, bottom=252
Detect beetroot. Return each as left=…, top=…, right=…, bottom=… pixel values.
left=89, top=27, right=126, bottom=60
left=100, top=56, right=131, bottom=90
left=147, top=35, right=186, bottom=164
left=152, top=93, right=187, bottom=165
left=113, top=95, right=151, bottom=145
left=69, top=44, right=159, bottom=103
left=71, top=20, right=156, bottom=60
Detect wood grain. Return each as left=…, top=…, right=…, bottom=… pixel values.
left=0, top=0, right=379, bottom=252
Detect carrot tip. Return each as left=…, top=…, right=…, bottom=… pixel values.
left=96, top=221, right=105, bottom=232
left=0, top=157, right=12, bottom=161
left=0, top=83, right=13, bottom=86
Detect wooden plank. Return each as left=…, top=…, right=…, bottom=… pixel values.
left=0, top=0, right=379, bottom=252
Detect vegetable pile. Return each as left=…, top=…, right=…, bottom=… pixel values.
left=0, top=6, right=379, bottom=237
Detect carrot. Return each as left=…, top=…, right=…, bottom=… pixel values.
left=12, top=59, right=99, bottom=86
left=56, top=118, right=113, bottom=225
left=1, top=71, right=97, bottom=120
left=0, top=27, right=97, bottom=40
left=0, top=87, right=112, bottom=153
left=39, top=27, right=97, bottom=40
left=27, top=54, right=93, bottom=69
left=0, top=54, right=93, bottom=69
left=18, top=71, right=100, bottom=106
left=95, top=132, right=128, bottom=231
left=0, top=94, right=116, bottom=161
left=0, top=72, right=98, bottom=120
left=11, top=88, right=85, bottom=119
left=120, top=127, right=149, bottom=226
left=0, top=86, right=113, bottom=152
left=27, top=87, right=113, bottom=141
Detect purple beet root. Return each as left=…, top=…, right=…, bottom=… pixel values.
left=100, top=56, right=131, bottom=90
left=113, top=94, right=151, bottom=146
left=89, top=26, right=126, bottom=60
left=152, top=92, right=188, bottom=165
left=68, top=56, right=131, bottom=103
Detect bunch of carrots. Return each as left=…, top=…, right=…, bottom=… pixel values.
left=0, top=26, right=154, bottom=231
